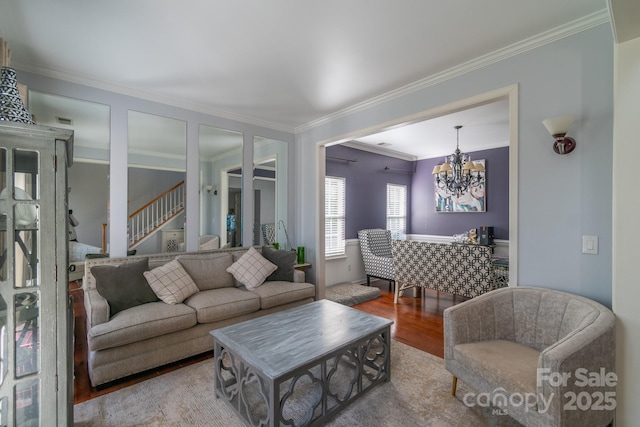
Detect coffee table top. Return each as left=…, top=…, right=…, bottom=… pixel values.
left=210, top=299, right=393, bottom=379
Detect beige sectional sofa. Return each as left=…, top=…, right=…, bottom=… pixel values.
left=82, top=246, right=315, bottom=387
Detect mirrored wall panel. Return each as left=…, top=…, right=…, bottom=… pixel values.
left=28, top=91, right=110, bottom=257
left=199, top=125, right=243, bottom=248
left=253, top=137, right=288, bottom=248
left=128, top=111, right=186, bottom=255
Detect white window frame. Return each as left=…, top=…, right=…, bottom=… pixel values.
left=325, top=176, right=346, bottom=257
left=386, top=183, right=407, bottom=240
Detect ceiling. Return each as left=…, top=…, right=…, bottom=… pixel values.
left=1, top=0, right=608, bottom=157
left=349, top=99, right=510, bottom=160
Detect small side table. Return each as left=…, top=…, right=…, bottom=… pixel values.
left=294, top=263, right=312, bottom=271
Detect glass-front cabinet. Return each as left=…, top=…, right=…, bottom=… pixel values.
left=0, top=122, right=74, bottom=426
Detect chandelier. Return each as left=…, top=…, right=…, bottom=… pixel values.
left=432, top=125, right=484, bottom=197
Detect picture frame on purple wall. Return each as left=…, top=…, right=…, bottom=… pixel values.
left=435, top=159, right=486, bottom=212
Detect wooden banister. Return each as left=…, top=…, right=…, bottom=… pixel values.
left=101, top=223, right=107, bottom=253
left=127, top=180, right=185, bottom=249
left=128, top=180, right=185, bottom=219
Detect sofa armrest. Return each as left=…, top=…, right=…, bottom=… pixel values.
left=537, top=310, right=616, bottom=425
left=84, top=288, right=110, bottom=329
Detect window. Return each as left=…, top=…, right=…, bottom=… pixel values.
left=387, top=184, right=406, bottom=240
left=325, top=176, right=345, bottom=257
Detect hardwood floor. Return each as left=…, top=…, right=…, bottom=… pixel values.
left=356, top=281, right=466, bottom=358
left=70, top=279, right=464, bottom=404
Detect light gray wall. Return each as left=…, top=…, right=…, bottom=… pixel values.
left=612, top=34, right=640, bottom=425
left=254, top=138, right=289, bottom=246
left=297, top=24, right=614, bottom=306
left=253, top=178, right=276, bottom=245
left=67, top=162, right=109, bottom=247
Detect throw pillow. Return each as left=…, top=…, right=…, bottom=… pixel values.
left=226, top=247, right=277, bottom=290
left=261, top=245, right=296, bottom=282
left=176, top=253, right=234, bottom=290
left=92, top=258, right=159, bottom=317
left=144, top=259, right=199, bottom=304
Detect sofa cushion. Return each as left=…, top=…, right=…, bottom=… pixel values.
left=262, top=245, right=296, bottom=282
left=92, top=258, right=159, bottom=317
left=88, top=301, right=197, bottom=351
left=144, top=259, right=200, bottom=304
left=226, top=247, right=277, bottom=290
left=249, top=281, right=316, bottom=309
left=184, top=288, right=260, bottom=323
left=176, top=253, right=235, bottom=290
left=453, top=340, right=540, bottom=396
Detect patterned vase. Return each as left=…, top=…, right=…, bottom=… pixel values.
left=0, top=66, right=34, bottom=124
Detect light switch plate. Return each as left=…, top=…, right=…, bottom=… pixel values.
left=582, top=235, right=598, bottom=255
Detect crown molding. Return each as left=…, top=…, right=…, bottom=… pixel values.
left=341, top=141, right=417, bottom=161
left=344, top=139, right=508, bottom=162
left=12, top=61, right=296, bottom=134
left=415, top=141, right=509, bottom=161
left=296, top=9, right=610, bottom=134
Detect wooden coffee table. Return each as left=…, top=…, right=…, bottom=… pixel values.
left=210, top=299, right=393, bottom=426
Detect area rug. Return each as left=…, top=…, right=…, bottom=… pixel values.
left=74, top=341, right=522, bottom=427
left=325, top=282, right=380, bottom=306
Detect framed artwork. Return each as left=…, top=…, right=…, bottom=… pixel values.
left=435, top=159, right=486, bottom=212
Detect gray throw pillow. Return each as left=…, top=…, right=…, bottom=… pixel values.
left=92, top=258, right=159, bottom=317
left=262, top=246, right=296, bottom=282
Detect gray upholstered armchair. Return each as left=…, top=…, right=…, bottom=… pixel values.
left=444, top=286, right=615, bottom=427
left=358, top=229, right=395, bottom=290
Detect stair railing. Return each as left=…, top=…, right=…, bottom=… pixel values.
left=128, top=180, right=185, bottom=248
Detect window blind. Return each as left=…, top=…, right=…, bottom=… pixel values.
left=325, top=176, right=346, bottom=256
left=387, top=183, right=406, bottom=240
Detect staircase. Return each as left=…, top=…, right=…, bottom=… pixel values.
left=128, top=180, right=185, bottom=249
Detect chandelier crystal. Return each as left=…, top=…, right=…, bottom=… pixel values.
left=432, top=125, right=484, bottom=197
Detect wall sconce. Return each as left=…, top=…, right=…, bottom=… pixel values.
left=204, top=185, right=217, bottom=195
left=542, top=115, right=576, bottom=155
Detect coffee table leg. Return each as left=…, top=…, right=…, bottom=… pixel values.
left=270, top=378, right=279, bottom=427
left=213, top=341, right=221, bottom=399
left=383, top=328, right=391, bottom=382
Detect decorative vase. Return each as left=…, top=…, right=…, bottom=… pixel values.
left=297, top=246, right=305, bottom=264
left=0, top=67, right=34, bottom=124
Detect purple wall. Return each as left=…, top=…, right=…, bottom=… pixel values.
left=411, top=147, right=509, bottom=239
left=326, top=145, right=413, bottom=239
left=326, top=145, right=509, bottom=240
